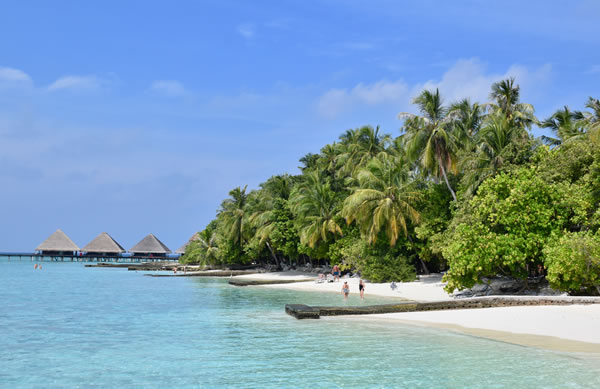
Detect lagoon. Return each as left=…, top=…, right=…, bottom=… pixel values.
left=1, top=259, right=599, bottom=388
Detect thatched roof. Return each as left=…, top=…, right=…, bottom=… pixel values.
left=36, top=229, right=79, bottom=251
left=175, top=232, right=201, bottom=254
left=81, top=232, right=125, bottom=254
left=129, top=234, right=171, bottom=254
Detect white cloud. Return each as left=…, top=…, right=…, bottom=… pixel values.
left=415, top=58, right=552, bottom=103
left=237, top=23, right=255, bottom=39
left=0, top=66, right=33, bottom=91
left=317, top=58, right=553, bottom=119
left=150, top=80, right=187, bottom=97
left=317, top=80, right=409, bottom=118
left=47, top=75, right=103, bottom=91
left=416, top=59, right=493, bottom=102
left=0, top=66, right=32, bottom=83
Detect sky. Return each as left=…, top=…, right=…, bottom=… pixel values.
left=1, top=0, right=599, bottom=251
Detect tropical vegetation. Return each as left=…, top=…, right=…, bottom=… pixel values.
left=181, top=78, right=600, bottom=295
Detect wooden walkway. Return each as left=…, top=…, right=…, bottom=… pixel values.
left=0, top=252, right=179, bottom=263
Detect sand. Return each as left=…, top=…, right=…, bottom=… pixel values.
left=231, top=271, right=600, bottom=352
left=235, top=272, right=451, bottom=301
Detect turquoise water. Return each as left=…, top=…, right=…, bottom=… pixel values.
left=1, top=259, right=599, bottom=388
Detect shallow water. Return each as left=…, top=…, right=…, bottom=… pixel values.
left=1, top=259, right=599, bottom=388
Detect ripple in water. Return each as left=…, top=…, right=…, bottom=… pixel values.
left=0, top=259, right=599, bottom=388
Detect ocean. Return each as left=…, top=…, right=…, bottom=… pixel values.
left=1, top=259, right=599, bottom=388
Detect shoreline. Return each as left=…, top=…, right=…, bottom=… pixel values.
left=339, top=306, right=600, bottom=353
left=232, top=271, right=600, bottom=353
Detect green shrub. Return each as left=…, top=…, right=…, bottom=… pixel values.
left=442, top=168, right=571, bottom=292
left=544, top=231, right=600, bottom=295
left=360, top=254, right=416, bottom=283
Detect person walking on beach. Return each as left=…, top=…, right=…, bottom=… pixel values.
left=332, top=264, right=340, bottom=282
left=341, top=281, right=350, bottom=299
left=359, top=279, right=365, bottom=299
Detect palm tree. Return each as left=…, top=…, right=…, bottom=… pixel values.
left=249, top=203, right=280, bottom=267
left=583, top=97, right=600, bottom=144
left=336, top=125, right=391, bottom=178
left=198, top=229, right=219, bottom=263
left=455, top=79, right=535, bottom=196
left=299, top=153, right=319, bottom=172
left=218, top=185, right=249, bottom=250
left=342, top=154, right=420, bottom=246
left=317, top=142, right=340, bottom=175
left=196, top=229, right=219, bottom=264
left=399, top=89, right=458, bottom=201
left=487, top=78, right=536, bottom=129
left=448, top=98, right=484, bottom=147
left=583, top=97, right=600, bottom=132
left=246, top=186, right=280, bottom=267
left=338, top=127, right=361, bottom=145
left=182, top=228, right=220, bottom=265
left=540, top=106, right=587, bottom=146
left=460, top=111, right=528, bottom=196
left=260, top=174, right=293, bottom=200
left=289, top=170, right=342, bottom=248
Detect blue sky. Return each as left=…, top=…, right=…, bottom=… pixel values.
left=1, top=0, right=599, bottom=251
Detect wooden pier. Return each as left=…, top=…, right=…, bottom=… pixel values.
left=0, top=252, right=179, bottom=263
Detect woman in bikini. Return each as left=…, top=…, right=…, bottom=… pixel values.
left=341, top=281, right=350, bottom=299
left=359, top=279, right=365, bottom=299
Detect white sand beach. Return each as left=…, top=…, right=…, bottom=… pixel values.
left=232, top=272, right=600, bottom=352
left=234, top=272, right=452, bottom=301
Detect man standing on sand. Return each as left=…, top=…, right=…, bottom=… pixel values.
left=332, top=264, right=340, bottom=282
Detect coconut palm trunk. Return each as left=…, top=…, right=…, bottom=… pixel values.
left=265, top=241, right=280, bottom=269
left=438, top=154, right=457, bottom=202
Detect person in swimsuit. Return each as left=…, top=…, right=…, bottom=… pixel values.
left=332, top=264, right=340, bottom=282
left=341, top=281, right=350, bottom=299
left=359, top=279, right=365, bottom=299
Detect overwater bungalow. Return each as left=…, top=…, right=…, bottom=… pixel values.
left=35, top=229, right=80, bottom=256
left=81, top=232, right=126, bottom=257
left=175, top=232, right=200, bottom=254
left=129, top=234, right=171, bottom=257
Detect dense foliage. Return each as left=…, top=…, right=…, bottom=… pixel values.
left=544, top=231, right=600, bottom=295
left=181, top=79, right=600, bottom=294
left=442, top=168, right=575, bottom=291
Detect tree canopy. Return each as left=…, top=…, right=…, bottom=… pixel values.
left=181, top=80, right=600, bottom=294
